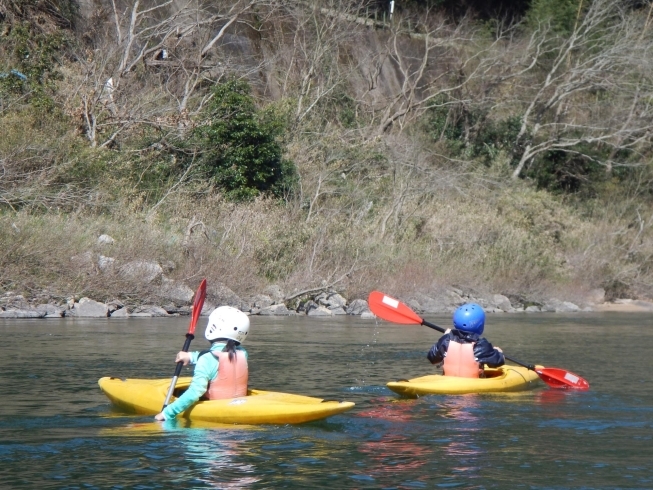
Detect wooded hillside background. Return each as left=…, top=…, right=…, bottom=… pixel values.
left=2, top=0, right=653, bottom=305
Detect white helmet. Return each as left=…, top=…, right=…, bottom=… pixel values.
left=205, top=306, right=250, bottom=343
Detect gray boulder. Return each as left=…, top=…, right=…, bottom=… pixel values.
left=249, top=294, right=274, bottom=309
left=542, top=299, right=581, bottom=312
left=98, top=255, right=116, bottom=272
left=207, top=282, right=247, bottom=310
left=262, top=285, right=285, bottom=303
left=492, top=294, right=512, bottom=312
left=0, top=308, right=44, bottom=318
left=200, top=302, right=215, bottom=316
left=259, top=304, right=290, bottom=316
left=130, top=305, right=170, bottom=317
left=97, top=234, right=115, bottom=245
left=446, top=288, right=466, bottom=304
left=346, top=299, right=370, bottom=316
left=560, top=301, right=581, bottom=312
left=323, top=293, right=347, bottom=308
left=307, top=305, right=333, bottom=316
left=299, top=300, right=318, bottom=314
left=0, top=293, right=29, bottom=310
left=157, top=277, right=195, bottom=303
left=105, top=300, right=124, bottom=314
left=314, top=291, right=328, bottom=304
left=406, top=299, right=423, bottom=313
left=411, top=293, right=454, bottom=314
left=329, top=306, right=347, bottom=315
left=119, top=260, right=163, bottom=284
left=68, top=298, right=109, bottom=317
left=36, top=304, right=65, bottom=318
left=161, top=303, right=189, bottom=315
left=110, top=307, right=129, bottom=318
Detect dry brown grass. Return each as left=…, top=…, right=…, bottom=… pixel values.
left=3, top=171, right=653, bottom=305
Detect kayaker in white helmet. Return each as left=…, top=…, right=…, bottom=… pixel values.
left=155, top=306, right=250, bottom=421
left=427, top=303, right=504, bottom=378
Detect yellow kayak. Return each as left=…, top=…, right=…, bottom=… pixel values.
left=386, top=365, right=542, bottom=397
left=98, top=377, right=355, bottom=424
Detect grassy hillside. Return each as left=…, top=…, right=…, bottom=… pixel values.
left=2, top=0, right=653, bottom=306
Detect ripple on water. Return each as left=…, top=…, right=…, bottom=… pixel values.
left=1, top=315, right=653, bottom=489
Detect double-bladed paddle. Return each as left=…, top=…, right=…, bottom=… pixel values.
left=162, top=278, right=208, bottom=409
left=368, top=290, right=590, bottom=390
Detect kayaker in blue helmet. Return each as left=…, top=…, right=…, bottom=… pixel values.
left=427, top=303, right=504, bottom=378
left=155, top=306, right=250, bottom=421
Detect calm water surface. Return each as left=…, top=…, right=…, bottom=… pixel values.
left=0, top=313, right=652, bottom=489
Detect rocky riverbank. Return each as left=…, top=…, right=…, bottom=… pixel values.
left=3, top=281, right=653, bottom=320
left=4, top=234, right=653, bottom=320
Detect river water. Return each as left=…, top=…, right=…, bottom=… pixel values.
left=0, top=313, right=651, bottom=489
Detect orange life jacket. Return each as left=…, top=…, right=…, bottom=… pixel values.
left=206, top=350, right=248, bottom=400
left=442, top=341, right=480, bottom=378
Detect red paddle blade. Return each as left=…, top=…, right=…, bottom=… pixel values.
left=536, top=367, right=590, bottom=390
left=368, top=291, right=423, bottom=325
left=188, top=279, right=207, bottom=335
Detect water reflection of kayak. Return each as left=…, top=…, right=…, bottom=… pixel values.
left=99, top=419, right=262, bottom=435
left=99, top=377, right=355, bottom=424
left=386, top=365, right=542, bottom=397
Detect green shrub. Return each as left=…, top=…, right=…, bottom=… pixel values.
left=424, top=100, right=467, bottom=144
left=423, top=104, right=521, bottom=167
left=0, top=10, right=73, bottom=111
left=192, top=79, right=297, bottom=201
left=525, top=0, right=585, bottom=35
left=522, top=142, right=637, bottom=197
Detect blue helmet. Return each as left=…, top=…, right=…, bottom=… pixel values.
left=452, top=303, right=485, bottom=334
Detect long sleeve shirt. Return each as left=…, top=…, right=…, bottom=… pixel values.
left=161, top=343, right=248, bottom=420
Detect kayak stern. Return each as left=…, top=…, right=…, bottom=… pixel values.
left=386, top=365, right=542, bottom=398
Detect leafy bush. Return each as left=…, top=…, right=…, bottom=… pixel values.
left=193, top=79, right=297, bottom=201
left=522, top=141, right=638, bottom=198
left=525, top=0, right=585, bottom=35
left=424, top=104, right=522, bottom=166
left=424, top=100, right=468, bottom=143
left=0, top=0, right=75, bottom=110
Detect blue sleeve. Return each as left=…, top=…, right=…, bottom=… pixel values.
left=161, top=354, right=218, bottom=420
left=474, top=338, right=505, bottom=367
left=427, top=334, right=450, bottom=364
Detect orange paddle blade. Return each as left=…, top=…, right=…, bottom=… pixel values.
left=536, top=367, right=590, bottom=390
left=188, top=278, right=207, bottom=335
left=368, top=291, right=423, bottom=325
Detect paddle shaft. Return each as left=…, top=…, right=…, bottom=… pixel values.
left=161, top=278, right=207, bottom=411
left=162, top=333, right=195, bottom=408
left=419, top=318, right=536, bottom=371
